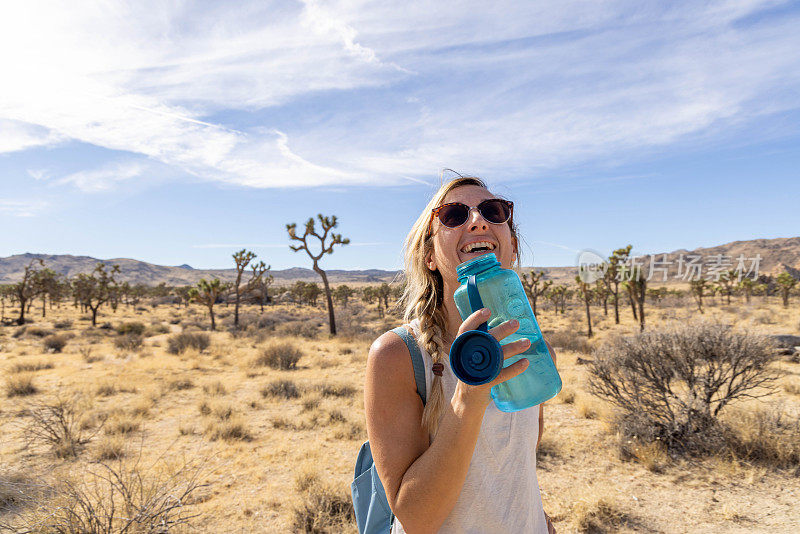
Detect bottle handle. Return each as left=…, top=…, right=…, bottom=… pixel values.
left=467, top=275, right=488, bottom=333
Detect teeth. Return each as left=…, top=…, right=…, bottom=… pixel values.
left=461, top=241, right=496, bottom=253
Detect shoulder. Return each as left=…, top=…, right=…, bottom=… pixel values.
left=368, top=329, right=414, bottom=379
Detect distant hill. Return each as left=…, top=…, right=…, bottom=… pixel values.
left=1, top=236, right=797, bottom=286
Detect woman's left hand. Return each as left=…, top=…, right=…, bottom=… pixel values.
left=545, top=511, right=556, bottom=534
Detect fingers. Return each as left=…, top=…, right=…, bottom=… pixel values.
left=457, top=308, right=491, bottom=336
left=501, top=337, right=530, bottom=360
left=488, top=318, right=520, bottom=341
left=487, top=357, right=528, bottom=388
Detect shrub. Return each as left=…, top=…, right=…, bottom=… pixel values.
left=201, top=381, right=227, bottom=396
left=167, top=332, right=210, bottom=355
left=254, top=341, right=303, bottom=370
left=277, top=320, right=319, bottom=339
left=589, top=321, right=777, bottom=453
left=54, top=319, right=73, bottom=329
left=6, top=374, right=37, bottom=397
left=721, top=405, right=800, bottom=469
left=292, top=480, right=355, bottom=532
left=546, top=330, right=591, bottom=354
left=314, top=383, right=356, bottom=398
left=203, top=417, right=251, bottom=441
left=115, top=322, right=146, bottom=336
left=26, top=326, right=54, bottom=338
left=24, top=395, right=98, bottom=458
left=144, top=323, right=170, bottom=336
left=169, top=378, right=195, bottom=391
left=10, top=360, right=53, bottom=373
left=14, top=454, right=206, bottom=532
left=261, top=380, right=301, bottom=399
left=96, top=382, right=118, bottom=397
left=114, top=333, right=143, bottom=352
left=42, top=334, right=68, bottom=353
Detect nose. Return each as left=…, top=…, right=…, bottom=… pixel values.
left=467, top=207, right=489, bottom=231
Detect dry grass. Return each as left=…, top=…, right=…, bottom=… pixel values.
left=1, top=297, right=798, bottom=532
left=6, top=373, right=37, bottom=397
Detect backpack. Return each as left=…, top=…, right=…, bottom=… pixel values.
left=351, top=326, right=427, bottom=534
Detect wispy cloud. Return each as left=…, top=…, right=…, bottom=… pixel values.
left=59, top=161, right=147, bottom=192
left=1, top=1, right=798, bottom=190
left=0, top=199, right=48, bottom=217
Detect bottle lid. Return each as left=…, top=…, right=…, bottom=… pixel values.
left=449, top=329, right=503, bottom=385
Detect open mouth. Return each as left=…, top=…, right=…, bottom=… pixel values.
left=460, top=241, right=496, bottom=254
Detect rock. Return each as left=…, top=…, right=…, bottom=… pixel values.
left=770, top=335, right=800, bottom=348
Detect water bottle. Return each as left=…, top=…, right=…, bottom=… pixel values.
left=450, top=253, right=562, bottom=412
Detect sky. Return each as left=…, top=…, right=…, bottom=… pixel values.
left=1, top=0, right=799, bottom=271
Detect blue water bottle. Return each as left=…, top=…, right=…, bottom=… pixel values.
left=450, top=253, right=562, bottom=412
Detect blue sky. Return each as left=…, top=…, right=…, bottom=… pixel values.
left=1, top=0, right=799, bottom=270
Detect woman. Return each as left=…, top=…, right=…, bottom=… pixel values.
left=365, top=175, right=557, bottom=533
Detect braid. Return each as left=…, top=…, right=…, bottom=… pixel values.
left=415, top=293, right=449, bottom=436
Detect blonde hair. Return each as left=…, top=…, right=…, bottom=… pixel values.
left=400, top=175, right=521, bottom=436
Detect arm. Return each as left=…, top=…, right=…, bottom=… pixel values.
left=538, top=340, right=558, bottom=448
left=365, top=311, right=530, bottom=534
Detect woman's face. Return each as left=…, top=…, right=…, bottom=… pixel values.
left=427, top=185, right=516, bottom=283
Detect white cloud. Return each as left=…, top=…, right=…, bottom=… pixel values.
left=0, top=1, right=798, bottom=189
left=0, top=199, right=48, bottom=217
left=59, top=161, right=147, bottom=192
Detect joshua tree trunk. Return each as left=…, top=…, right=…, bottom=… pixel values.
left=315, top=263, right=336, bottom=335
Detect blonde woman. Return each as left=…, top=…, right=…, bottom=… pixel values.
left=365, top=176, right=557, bottom=533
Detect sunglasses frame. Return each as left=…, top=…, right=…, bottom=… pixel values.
left=427, top=198, right=514, bottom=236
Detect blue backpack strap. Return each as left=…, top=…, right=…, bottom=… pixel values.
left=391, top=326, right=427, bottom=406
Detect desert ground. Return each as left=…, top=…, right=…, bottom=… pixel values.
left=1, top=292, right=799, bottom=533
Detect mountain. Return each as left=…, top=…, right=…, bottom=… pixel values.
left=1, top=236, right=797, bottom=286
left=0, top=253, right=401, bottom=285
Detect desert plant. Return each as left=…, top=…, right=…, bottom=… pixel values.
left=71, top=263, right=120, bottom=326
left=231, top=249, right=269, bottom=329
left=604, top=245, right=632, bottom=325
left=24, top=395, right=100, bottom=458
left=115, top=322, right=145, bottom=336
left=15, top=452, right=207, bottom=532
left=776, top=272, right=797, bottom=308
left=574, top=275, right=594, bottom=338
left=11, top=258, right=44, bottom=326
left=589, top=321, right=778, bottom=453
left=261, top=380, right=301, bottom=399
left=546, top=330, right=590, bottom=354
left=43, top=334, right=69, bottom=353
left=113, top=333, right=143, bottom=352
left=188, top=278, right=229, bottom=331
left=166, top=332, right=210, bottom=355
left=6, top=374, right=37, bottom=397
left=254, top=341, right=303, bottom=370
left=520, top=270, right=551, bottom=317
left=292, top=479, right=355, bottom=533
left=287, top=214, right=350, bottom=335
left=10, top=361, right=53, bottom=373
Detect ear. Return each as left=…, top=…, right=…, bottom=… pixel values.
left=425, top=251, right=437, bottom=271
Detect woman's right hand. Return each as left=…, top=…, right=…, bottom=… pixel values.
left=451, top=308, right=531, bottom=411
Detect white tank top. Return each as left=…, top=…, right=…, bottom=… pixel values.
left=391, top=319, right=548, bottom=534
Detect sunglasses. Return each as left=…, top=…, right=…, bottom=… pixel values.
left=428, top=198, right=513, bottom=234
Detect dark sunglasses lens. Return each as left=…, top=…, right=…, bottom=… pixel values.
left=438, top=204, right=469, bottom=227
left=479, top=200, right=510, bottom=223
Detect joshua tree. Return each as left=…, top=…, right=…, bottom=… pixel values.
left=174, top=286, right=193, bottom=308
left=738, top=278, right=754, bottom=304
left=12, top=259, right=44, bottom=325
left=334, top=285, right=354, bottom=309
left=594, top=280, right=609, bottom=315
left=231, top=249, right=268, bottom=328
left=575, top=275, right=594, bottom=337
left=776, top=272, right=798, bottom=308
left=520, top=270, right=551, bottom=317
left=715, top=269, right=737, bottom=305
left=71, top=263, right=120, bottom=326
left=287, top=214, right=350, bottom=335
left=252, top=272, right=274, bottom=312
left=189, top=278, right=229, bottom=330
left=547, top=284, right=568, bottom=315
left=690, top=279, right=707, bottom=313
left=604, top=245, right=632, bottom=324
left=378, top=283, right=392, bottom=312
left=33, top=267, right=59, bottom=318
